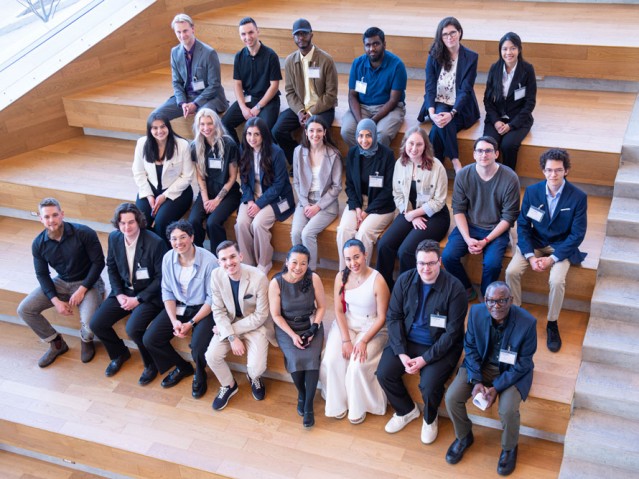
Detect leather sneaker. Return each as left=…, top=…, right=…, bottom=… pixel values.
left=161, top=364, right=194, bottom=388
left=547, top=322, right=562, bottom=352
left=105, top=349, right=131, bottom=377
left=247, top=373, right=265, bottom=401
left=80, top=340, right=96, bottom=363
left=445, top=431, right=474, bottom=465
left=212, top=382, right=239, bottom=411
left=385, top=403, right=420, bottom=433
left=421, top=416, right=439, bottom=444
left=38, top=335, right=69, bottom=368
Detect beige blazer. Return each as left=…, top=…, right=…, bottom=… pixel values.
left=392, top=157, right=448, bottom=216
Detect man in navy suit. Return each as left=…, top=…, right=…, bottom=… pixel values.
left=152, top=13, right=228, bottom=120
left=90, top=203, right=167, bottom=383
left=444, top=281, right=536, bottom=476
left=505, top=148, right=587, bottom=352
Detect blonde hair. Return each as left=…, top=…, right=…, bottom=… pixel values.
left=192, top=108, right=229, bottom=179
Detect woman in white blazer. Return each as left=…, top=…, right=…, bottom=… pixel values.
left=132, top=114, right=194, bottom=245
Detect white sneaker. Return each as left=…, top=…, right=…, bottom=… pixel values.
left=421, top=416, right=438, bottom=444
left=385, top=403, right=420, bottom=433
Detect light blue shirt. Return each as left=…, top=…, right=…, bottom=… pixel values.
left=546, top=180, right=566, bottom=219
left=161, top=246, right=217, bottom=305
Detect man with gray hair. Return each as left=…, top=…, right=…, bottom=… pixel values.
left=152, top=13, right=228, bottom=120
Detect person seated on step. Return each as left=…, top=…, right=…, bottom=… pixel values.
left=444, top=281, right=536, bottom=477
left=151, top=13, right=228, bottom=121
left=17, top=197, right=105, bottom=368
left=377, top=239, right=467, bottom=445
left=340, top=26, right=407, bottom=148
left=89, top=203, right=167, bottom=383
left=221, top=17, right=282, bottom=145
left=142, top=220, right=217, bottom=399
left=505, top=148, right=587, bottom=353
left=205, top=240, right=275, bottom=411
left=441, top=136, right=520, bottom=302
left=272, top=18, right=338, bottom=166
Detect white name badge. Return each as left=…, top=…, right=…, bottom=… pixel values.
left=308, top=67, right=320, bottom=79
left=192, top=80, right=205, bottom=92
left=430, top=314, right=447, bottom=329
left=135, top=267, right=150, bottom=280
left=514, top=86, right=526, bottom=101
left=369, top=175, right=383, bottom=188
left=499, top=349, right=517, bottom=365
left=244, top=95, right=252, bottom=103
left=526, top=206, right=545, bottom=222
left=176, top=305, right=187, bottom=316
left=277, top=198, right=290, bottom=213
left=355, top=80, right=367, bottom=94
left=208, top=158, right=222, bottom=169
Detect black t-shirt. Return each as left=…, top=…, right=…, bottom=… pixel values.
left=233, top=42, right=282, bottom=103
left=191, top=136, right=240, bottom=198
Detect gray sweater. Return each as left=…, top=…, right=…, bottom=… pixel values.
left=452, top=164, right=520, bottom=230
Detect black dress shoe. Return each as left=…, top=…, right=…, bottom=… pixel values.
left=445, top=431, right=474, bottom=465
left=297, top=394, right=305, bottom=417
left=192, top=374, right=208, bottom=399
left=497, top=446, right=518, bottom=476
left=105, top=349, right=131, bottom=377
left=138, top=365, right=158, bottom=386
left=161, top=365, right=194, bottom=388
left=303, top=411, right=315, bottom=428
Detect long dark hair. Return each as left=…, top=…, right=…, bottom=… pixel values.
left=429, top=16, right=463, bottom=71
left=143, top=113, right=178, bottom=163
left=240, top=117, right=275, bottom=187
left=485, top=32, right=525, bottom=103
left=299, top=115, right=340, bottom=154
left=281, top=244, right=313, bottom=293
left=339, top=238, right=366, bottom=296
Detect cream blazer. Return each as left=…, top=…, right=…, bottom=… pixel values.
left=392, top=157, right=448, bottom=217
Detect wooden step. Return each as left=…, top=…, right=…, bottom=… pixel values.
left=0, top=449, right=107, bottom=479
left=62, top=65, right=635, bottom=187
left=0, top=320, right=564, bottom=479
left=195, top=0, right=639, bottom=81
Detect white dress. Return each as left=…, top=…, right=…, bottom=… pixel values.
left=320, top=270, right=388, bottom=420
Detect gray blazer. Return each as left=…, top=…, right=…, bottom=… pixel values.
left=170, top=39, right=228, bottom=112
left=292, top=145, right=342, bottom=210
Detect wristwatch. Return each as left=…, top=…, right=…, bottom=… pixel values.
left=254, top=103, right=262, bottom=112
left=189, top=319, right=196, bottom=326
left=136, top=295, right=144, bottom=303
left=228, top=334, right=236, bottom=342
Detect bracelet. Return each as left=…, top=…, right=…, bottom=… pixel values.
left=342, top=339, right=352, bottom=343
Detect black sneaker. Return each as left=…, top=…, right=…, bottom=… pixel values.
left=212, top=382, right=238, bottom=410
left=547, top=322, right=562, bottom=353
left=247, top=373, right=265, bottom=401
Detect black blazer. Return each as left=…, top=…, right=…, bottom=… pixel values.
left=420, top=44, right=480, bottom=129
left=344, top=144, right=396, bottom=215
left=106, top=229, right=168, bottom=307
left=484, top=60, right=537, bottom=131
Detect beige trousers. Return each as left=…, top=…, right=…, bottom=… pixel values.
left=205, top=330, right=270, bottom=387
left=235, top=203, right=276, bottom=274
left=336, top=208, right=394, bottom=271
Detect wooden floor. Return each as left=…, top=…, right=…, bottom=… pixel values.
left=196, top=0, right=639, bottom=80
left=62, top=65, right=635, bottom=187
left=0, top=321, right=564, bottom=479
left=0, top=450, right=105, bottom=479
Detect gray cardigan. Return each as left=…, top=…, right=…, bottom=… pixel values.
left=292, top=145, right=342, bottom=210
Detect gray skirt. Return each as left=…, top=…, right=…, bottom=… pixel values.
left=275, top=322, right=324, bottom=373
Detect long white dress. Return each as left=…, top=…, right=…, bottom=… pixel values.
left=320, top=270, right=388, bottom=420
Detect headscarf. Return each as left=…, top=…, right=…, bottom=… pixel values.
left=356, top=118, right=378, bottom=158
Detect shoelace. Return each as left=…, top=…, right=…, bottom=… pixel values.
left=217, top=385, right=230, bottom=398
left=251, top=377, right=262, bottom=389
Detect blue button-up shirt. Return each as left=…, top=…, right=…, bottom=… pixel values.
left=546, top=180, right=566, bottom=219
left=161, top=246, right=217, bottom=305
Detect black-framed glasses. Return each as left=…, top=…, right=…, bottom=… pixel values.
left=475, top=148, right=495, bottom=155
left=485, top=297, right=511, bottom=306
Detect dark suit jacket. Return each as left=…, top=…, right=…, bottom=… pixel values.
left=106, top=229, right=167, bottom=307
left=387, top=268, right=467, bottom=365
left=239, top=144, right=294, bottom=221
left=170, top=39, right=228, bottom=112
left=517, top=180, right=587, bottom=264
left=344, top=144, right=396, bottom=215
left=463, top=304, right=537, bottom=400
left=484, top=60, right=537, bottom=131
left=420, top=44, right=480, bottom=129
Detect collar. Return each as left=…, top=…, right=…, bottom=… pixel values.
left=300, top=45, right=315, bottom=61
left=44, top=221, right=72, bottom=242
left=363, top=50, right=390, bottom=71
left=502, top=62, right=518, bottom=77
left=183, top=40, right=197, bottom=56
left=171, top=245, right=201, bottom=266
left=546, top=179, right=566, bottom=199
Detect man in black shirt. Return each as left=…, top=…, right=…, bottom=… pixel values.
left=17, top=198, right=105, bottom=367
left=377, top=240, right=467, bottom=445
left=221, top=17, right=282, bottom=144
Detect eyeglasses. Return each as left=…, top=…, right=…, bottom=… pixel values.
left=442, top=31, right=459, bottom=39
left=169, top=234, right=190, bottom=243
left=417, top=260, right=440, bottom=268
left=475, top=148, right=495, bottom=155
left=543, top=168, right=565, bottom=174
left=485, top=297, right=511, bottom=306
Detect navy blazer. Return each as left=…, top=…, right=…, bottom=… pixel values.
left=344, top=144, right=396, bottom=215
left=170, top=39, right=228, bottom=112
left=463, top=304, right=537, bottom=400
left=387, top=268, right=467, bottom=365
left=517, top=180, right=587, bottom=264
left=484, top=61, right=537, bottom=131
left=240, top=144, right=295, bottom=222
left=420, top=45, right=480, bottom=129
left=106, top=229, right=168, bottom=307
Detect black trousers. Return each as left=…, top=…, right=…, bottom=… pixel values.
left=272, top=108, right=335, bottom=164
left=376, top=207, right=450, bottom=289
left=377, top=341, right=461, bottom=424
left=188, top=190, right=241, bottom=254
left=221, top=98, right=280, bottom=145
left=483, top=121, right=531, bottom=171
left=90, top=295, right=162, bottom=366
left=136, top=187, right=193, bottom=247
left=142, top=307, right=214, bottom=375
